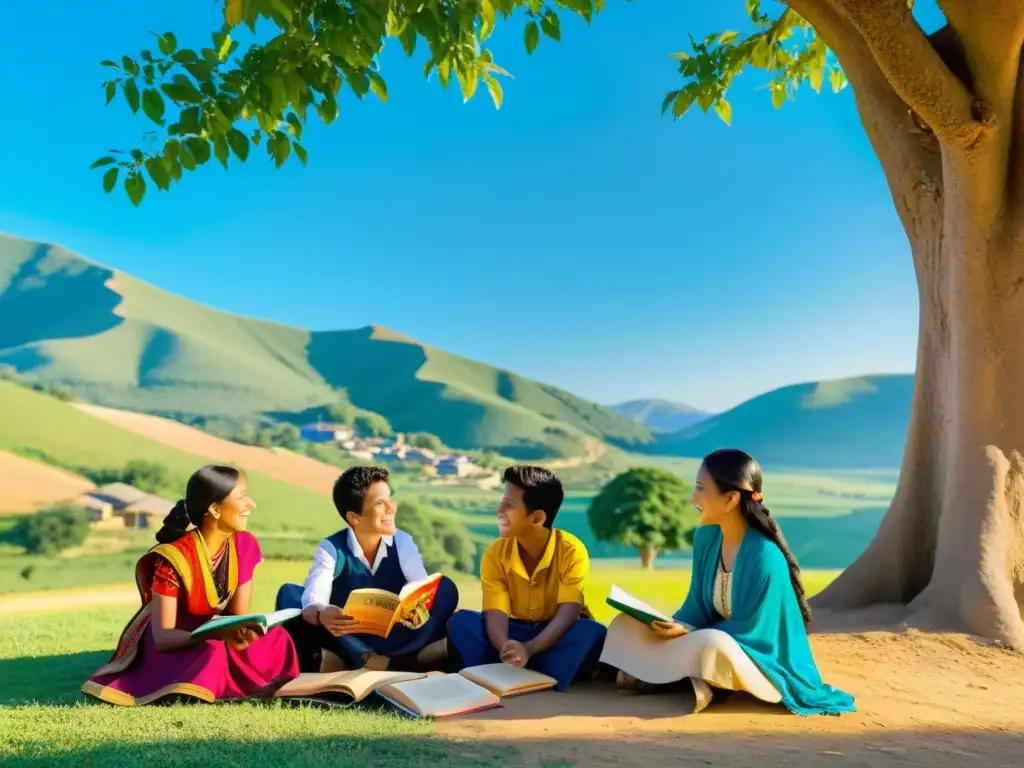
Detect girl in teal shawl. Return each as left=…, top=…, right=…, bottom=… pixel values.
left=613, top=449, right=855, bottom=716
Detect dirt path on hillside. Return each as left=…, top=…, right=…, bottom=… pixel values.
left=73, top=404, right=341, bottom=494
left=546, top=438, right=606, bottom=469
left=0, top=451, right=95, bottom=514
left=441, top=628, right=1024, bottom=767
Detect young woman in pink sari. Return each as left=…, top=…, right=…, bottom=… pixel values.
left=82, top=465, right=299, bottom=706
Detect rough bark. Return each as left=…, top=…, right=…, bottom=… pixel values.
left=787, top=0, right=1024, bottom=647
left=639, top=545, right=657, bottom=570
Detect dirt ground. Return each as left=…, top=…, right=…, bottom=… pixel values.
left=440, top=627, right=1024, bottom=767
left=0, top=451, right=95, bottom=514
left=73, top=404, right=341, bottom=493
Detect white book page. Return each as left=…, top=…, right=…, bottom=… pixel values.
left=608, top=584, right=671, bottom=622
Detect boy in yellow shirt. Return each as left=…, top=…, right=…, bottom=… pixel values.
left=446, top=465, right=606, bottom=691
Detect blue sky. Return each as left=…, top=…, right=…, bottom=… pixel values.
left=0, top=2, right=922, bottom=412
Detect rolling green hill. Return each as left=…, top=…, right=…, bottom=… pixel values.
left=0, top=235, right=651, bottom=459
left=645, top=375, right=913, bottom=469
left=611, top=398, right=711, bottom=432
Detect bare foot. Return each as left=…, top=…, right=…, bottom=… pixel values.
left=616, top=670, right=659, bottom=693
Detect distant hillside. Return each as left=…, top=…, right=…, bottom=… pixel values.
left=0, top=235, right=651, bottom=459
left=611, top=399, right=711, bottom=432
left=646, top=375, right=913, bottom=469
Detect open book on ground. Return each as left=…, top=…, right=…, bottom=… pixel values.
left=377, top=664, right=557, bottom=718
left=273, top=669, right=427, bottom=706
left=190, top=608, right=301, bottom=641
left=342, top=572, right=442, bottom=638
left=606, top=584, right=691, bottom=629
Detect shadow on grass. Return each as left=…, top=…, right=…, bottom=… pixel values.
left=6, top=728, right=1024, bottom=768
left=6, top=732, right=510, bottom=767
left=0, top=651, right=110, bottom=706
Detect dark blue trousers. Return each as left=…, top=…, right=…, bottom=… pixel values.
left=446, top=609, right=606, bottom=691
left=276, top=576, right=459, bottom=670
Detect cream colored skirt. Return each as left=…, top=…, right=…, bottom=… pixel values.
left=599, top=614, right=782, bottom=703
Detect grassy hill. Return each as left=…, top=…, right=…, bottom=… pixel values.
left=611, top=398, right=711, bottom=432
left=0, top=235, right=650, bottom=459
left=645, top=375, right=913, bottom=469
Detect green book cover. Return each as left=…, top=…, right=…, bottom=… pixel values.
left=605, top=584, right=673, bottom=626
left=191, top=607, right=301, bottom=640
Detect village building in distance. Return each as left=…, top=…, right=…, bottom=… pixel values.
left=74, top=482, right=175, bottom=530
left=298, top=422, right=499, bottom=487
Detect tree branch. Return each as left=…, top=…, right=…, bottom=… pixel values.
left=786, top=0, right=943, bottom=240
left=832, top=0, right=992, bottom=149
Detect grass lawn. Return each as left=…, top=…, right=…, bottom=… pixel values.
left=0, top=560, right=839, bottom=765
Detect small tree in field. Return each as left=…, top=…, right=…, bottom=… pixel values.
left=97, top=1, right=1024, bottom=644
left=588, top=467, right=699, bottom=569
left=17, top=506, right=91, bottom=557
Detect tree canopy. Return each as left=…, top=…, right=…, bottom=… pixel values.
left=587, top=466, right=699, bottom=568
left=94, top=0, right=844, bottom=205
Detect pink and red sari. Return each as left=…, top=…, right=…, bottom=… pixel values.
left=82, top=530, right=298, bottom=706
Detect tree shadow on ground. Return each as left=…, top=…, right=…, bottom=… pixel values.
left=4, top=733, right=509, bottom=768
left=0, top=651, right=110, bottom=706
left=5, top=728, right=1024, bottom=768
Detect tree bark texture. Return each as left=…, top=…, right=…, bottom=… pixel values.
left=786, top=0, right=1024, bottom=646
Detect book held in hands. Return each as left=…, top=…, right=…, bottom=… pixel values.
left=605, top=584, right=692, bottom=630
left=190, top=608, right=302, bottom=641
left=342, top=572, right=443, bottom=638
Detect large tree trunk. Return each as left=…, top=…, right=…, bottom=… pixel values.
left=785, top=0, right=1024, bottom=649
left=639, top=545, right=657, bottom=570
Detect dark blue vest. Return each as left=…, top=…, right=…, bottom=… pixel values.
left=326, top=530, right=408, bottom=606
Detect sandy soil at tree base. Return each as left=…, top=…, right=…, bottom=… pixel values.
left=73, top=403, right=342, bottom=493
left=439, top=627, right=1024, bottom=767
left=0, top=451, right=95, bottom=514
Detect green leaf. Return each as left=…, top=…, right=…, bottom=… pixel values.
left=696, top=90, right=715, bottom=112
left=285, top=112, right=303, bottom=139
left=713, top=98, right=732, bottom=125
left=185, top=137, right=211, bottom=164
left=90, top=156, right=116, bottom=169
left=121, top=56, right=140, bottom=76
left=524, top=21, right=540, bottom=54
left=124, top=173, right=146, bottom=206
left=226, top=129, right=249, bottom=161
left=480, top=0, right=497, bottom=40
left=213, top=135, right=230, bottom=169
left=718, top=31, right=739, bottom=46
left=368, top=71, right=388, bottom=103
left=225, top=0, right=244, bottom=26
left=293, top=142, right=308, bottom=166
left=482, top=72, right=504, bottom=109
left=771, top=82, right=786, bottom=109
left=161, top=75, right=203, bottom=103
left=268, top=131, right=291, bottom=168
left=270, top=0, right=293, bottom=23
left=123, top=79, right=140, bottom=113
left=145, top=157, right=171, bottom=191
left=102, top=167, right=119, bottom=193
left=100, top=60, right=120, bottom=70
left=104, top=81, right=117, bottom=105
left=178, top=145, right=197, bottom=171
left=157, top=32, right=177, bottom=56
left=829, top=68, right=845, bottom=92
left=142, top=88, right=165, bottom=124
left=398, top=22, right=417, bottom=56
left=217, top=33, right=233, bottom=61
left=672, top=89, right=695, bottom=119
left=317, top=97, right=339, bottom=124
left=541, top=12, right=561, bottom=41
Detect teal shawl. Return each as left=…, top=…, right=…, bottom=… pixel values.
left=673, top=524, right=855, bottom=716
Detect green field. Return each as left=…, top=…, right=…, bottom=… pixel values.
left=0, top=561, right=838, bottom=765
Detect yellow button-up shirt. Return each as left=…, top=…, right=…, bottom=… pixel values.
left=480, top=528, right=591, bottom=622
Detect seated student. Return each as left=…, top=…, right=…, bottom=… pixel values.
left=277, top=465, right=458, bottom=672
left=603, top=449, right=855, bottom=716
left=82, top=465, right=299, bottom=706
left=446, top=465, right=606, bottom=692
